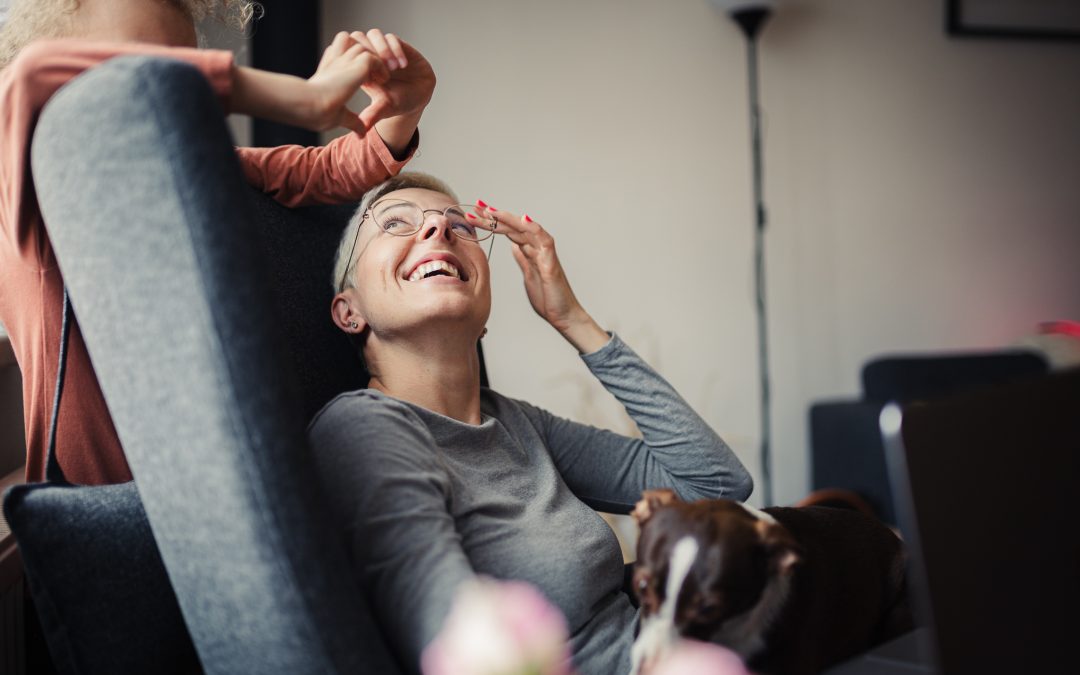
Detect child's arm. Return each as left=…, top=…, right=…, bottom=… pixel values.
left=232, top=29, right=434, bottom=143
left=234, top=132, right=415, bottom=208
left=2, top=32, right=432, bottom=211
left=235, top=29, right=436, bottom=207
left=344, top=29, right=435, bottom=160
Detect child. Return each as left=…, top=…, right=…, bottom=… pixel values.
left=0, top=0, right=437, bottom=484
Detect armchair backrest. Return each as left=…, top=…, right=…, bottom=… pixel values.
left=247, top=193, right=366, bottom=418
left=20, top=56, right=401, bottom=674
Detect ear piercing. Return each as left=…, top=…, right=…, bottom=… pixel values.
left=350, top=322, right=359, bottom=329
left=481, top=327, right=488, bottom=338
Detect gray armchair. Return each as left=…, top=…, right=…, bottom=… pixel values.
left=8, top=56, right=406, bottom=674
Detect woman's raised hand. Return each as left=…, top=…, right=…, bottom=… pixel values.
left=482, top=204, right=610, bottom=354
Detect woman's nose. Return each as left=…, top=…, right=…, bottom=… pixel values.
left=418, top=214, right=453, bottom=241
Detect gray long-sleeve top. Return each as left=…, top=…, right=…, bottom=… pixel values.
left=308, top=334, right=753, bottom=674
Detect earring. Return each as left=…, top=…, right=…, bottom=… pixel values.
left=350, top=322, right=359, bottom=329
left=481, top=327, right=488, bottom=338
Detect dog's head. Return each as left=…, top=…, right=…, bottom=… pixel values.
left=632, top=491, right=801, bottom=640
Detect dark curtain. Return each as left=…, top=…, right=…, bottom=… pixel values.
left=251, top=0, right=321, bottom=147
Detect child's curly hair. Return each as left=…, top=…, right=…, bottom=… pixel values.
left=0, top=1, right=262, bottom=69
left=181, top=0, right=261, bottom=29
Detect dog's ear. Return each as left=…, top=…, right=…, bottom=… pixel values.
left=755, top=520, right=801, bottom=576
left=632, top=488, right=680, bottom=527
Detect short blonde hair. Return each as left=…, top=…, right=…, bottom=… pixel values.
left=332, top=172, right=459, bottom=293
left=0, top=0, right=261, bottom=69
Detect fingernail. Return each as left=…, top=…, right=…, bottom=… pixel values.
left=465, top=213, right=477, bottom=219
left=397, top=59, right=407, bottom=69
left=476, top=199, right=488, bottom=208
left=487, top=206, right=497, bottom=213
left=524, top=214, right=533, bottom=223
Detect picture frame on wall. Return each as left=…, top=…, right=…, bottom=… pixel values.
left=947, top=0, right=1080, bottom=41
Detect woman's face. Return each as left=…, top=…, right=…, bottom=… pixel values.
left=337, top=187, right=492, bottom=341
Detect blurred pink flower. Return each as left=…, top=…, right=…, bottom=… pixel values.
left=421, top=578, right=574, bottom=675
left=649, top=639, right=749, bottom=675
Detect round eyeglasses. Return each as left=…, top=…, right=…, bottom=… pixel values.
left=337, top=199, right=498, bottom=291
left=366, top=199, right=497, bottom=242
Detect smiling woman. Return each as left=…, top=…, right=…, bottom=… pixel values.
left=333, top=174, right=497, bottom=293
left=308, top=171, right=754, bottom=675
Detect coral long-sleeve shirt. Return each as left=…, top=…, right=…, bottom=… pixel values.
left=0, top=39, right=415, bottom=485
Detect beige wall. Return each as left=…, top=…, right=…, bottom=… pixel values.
left=322, top=0, right=1080, bottom=505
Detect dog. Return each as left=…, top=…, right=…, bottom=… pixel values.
left=629, top=489, right=912, bottom=675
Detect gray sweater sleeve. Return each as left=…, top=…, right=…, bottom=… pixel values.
left=307, top=392, right=474, bottom=669
left=518, top=333, right=753, bottom=509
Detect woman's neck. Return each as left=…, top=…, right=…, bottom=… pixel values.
left=366, top=331, right=485, bottom=425
left=75, top=0, right=198, bottom=48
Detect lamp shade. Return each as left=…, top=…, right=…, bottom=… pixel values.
left=708, top=0, right=776, bottom=40
left=707, top=0, right=778, bottom=14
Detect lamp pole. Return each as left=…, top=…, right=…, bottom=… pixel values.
left=713, top=1, right=775, bottom=506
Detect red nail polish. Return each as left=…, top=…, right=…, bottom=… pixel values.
left=487, top=206, right=497, bottom=213
left=524, top=214, right=533, bottom=223
left=476, top=199, right=488, bottom=208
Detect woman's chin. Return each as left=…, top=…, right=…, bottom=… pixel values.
left=396, top=306, right=488, bottom=337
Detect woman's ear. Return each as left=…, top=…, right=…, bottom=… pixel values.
left=331, top=294, right=367, bottom=334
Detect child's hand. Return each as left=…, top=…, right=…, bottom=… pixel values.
left=346, top=29, right=436, bottom=132
left=231, top=29, right=433, bottom=141
left=305, top=31, right=392, bottom=132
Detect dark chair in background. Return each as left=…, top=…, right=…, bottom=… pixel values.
left=809, top=351, right=1048, bottom=524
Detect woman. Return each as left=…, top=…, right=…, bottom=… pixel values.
left=309, top=172, right=755, bottom=674
left=0, top=0, right=436, bottom=485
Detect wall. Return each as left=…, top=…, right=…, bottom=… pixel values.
left=321, top=0, right=1080, bottom=505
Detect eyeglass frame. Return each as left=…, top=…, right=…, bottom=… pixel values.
left=337, top=199, right=499, bottom=291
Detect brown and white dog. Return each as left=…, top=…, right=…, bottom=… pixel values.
left=629, top=490, right=912, bottom=675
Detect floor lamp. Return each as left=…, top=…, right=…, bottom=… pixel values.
left=710, top=0, right=776, bottom=506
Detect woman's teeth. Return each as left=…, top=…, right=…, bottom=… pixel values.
left=408, top=260, right=461, bottom=282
